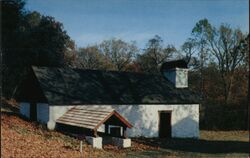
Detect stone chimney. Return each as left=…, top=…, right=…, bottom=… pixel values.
left=161, top=60, right=188, bottom=88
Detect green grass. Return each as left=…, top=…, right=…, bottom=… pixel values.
left=120, top=131, right=249, bottom=158
left=126, top=150, right=248, bottom=158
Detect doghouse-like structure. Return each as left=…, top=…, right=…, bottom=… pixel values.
left=55, top=106, right=133, bottom=148
left=56, top=106, right=133, bottom=138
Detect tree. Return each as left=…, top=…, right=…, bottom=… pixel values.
left=29, top=15, right=72, bottom=66
left=193, top=20, right=247, bottom=103
left=1, top=0, right=27, bottom=98
left=1, top=0, right=76, bottom=98
left=208, top=25, right=247, bottom=103
left=241, top=34, right=249, bottom=70
left=192, top=19, right=213, bottom=101
left=76, top=45, right=109, bottom=70
left=1, top=0, right=25, bottom=66
left=64, top=39, right=78, bottom=68
left=137, top=35, right=176, bottom=73
left=3, top=9, right=75, bottom=67
left=181, top=38, right=200, bottom=70
left=99, top=38, right=138, bottom=71
left=181, top=38, right=197, bottom=63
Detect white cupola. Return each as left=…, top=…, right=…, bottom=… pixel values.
left=161, top=60, right=188, bottom=88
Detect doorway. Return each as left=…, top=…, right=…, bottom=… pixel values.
left=159, top=111, right=171, bottom=138
left=30, top=102, right=37, bottom=121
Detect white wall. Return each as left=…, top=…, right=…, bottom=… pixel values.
left=176, top=68, right=188, bottom=88
left=112, top=104, right=199, bottom=138
left=48, top=104, right=199, bottom=138
left=47, top=105, right=74, bottom=130
left=37, top=103, right=49, bottom=124
left=163, top=68, right=188, bottom=88
left=20, top=102, right=30, bottom=118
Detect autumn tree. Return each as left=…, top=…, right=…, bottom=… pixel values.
left=181, top=38, right=197, bottom=63
left=1, top=0, right=76, bottom=98
left=1, top=0, right=27, bottom=98
left=191, top=19, right=213, bottom=100
left=64, top=39, right=78, bottom=68
left=181, top=38, right=200, bottom=70
left=137, top=35, right=176, bottom=73
left=208, top=25, right=247, bottom=103
left=99, top=38, right=138, bottom=71
left=77, top=45, right=108, bottom=70
left=1, top=0, right=25, bottom=66
left=193, top=19, right=247, bottom=103
left=25, top=14, right=73, bottom=66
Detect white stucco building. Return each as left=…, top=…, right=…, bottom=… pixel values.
left=18, top=60, right=200, bottom=138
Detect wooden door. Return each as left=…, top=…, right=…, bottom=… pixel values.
left=159, top=111, right=171, bottom=138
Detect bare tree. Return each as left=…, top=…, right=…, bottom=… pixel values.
left=201, top=23, right=247, bottom=103
left=181, top=38, right=197, bottom=64
left=181, top=38, right=200, bottom=70
left=137, top=35, right=176, bottom=73
left=99, top=38, right=138, bottom=71
left=192, top=19, right=213, bottom=101
left=64, top=39, right=78, bottom=68
left=77, top=45, right=106, bottom=70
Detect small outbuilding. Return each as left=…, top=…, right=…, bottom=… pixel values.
left=56, top=106, right=132, bottom=138
left=17, top=60, right=200, bottom=139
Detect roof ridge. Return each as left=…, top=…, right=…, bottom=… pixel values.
left=32, top=65, right=163, bottom=77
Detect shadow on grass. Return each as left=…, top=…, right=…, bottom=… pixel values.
left=126, top=150, right=173, bottom=158
left=132, top=137, right=249, bottom=154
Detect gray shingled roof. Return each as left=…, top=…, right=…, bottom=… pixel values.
left=31, top=66, right=200, bottom=105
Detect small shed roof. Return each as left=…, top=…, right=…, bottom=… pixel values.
left=56, top=106, right=133, bottom=130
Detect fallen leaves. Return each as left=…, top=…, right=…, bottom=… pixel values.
left=2, top=113, right=93, bottom=157
left=1, top=113, right=159, bottom=158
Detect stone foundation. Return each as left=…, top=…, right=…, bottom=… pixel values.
left=85, top=136, right=102, bottom=149
left=111, top=137, right=131, bottom=148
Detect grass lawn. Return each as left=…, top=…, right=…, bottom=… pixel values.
left=125, top=131, right=249, bottom=158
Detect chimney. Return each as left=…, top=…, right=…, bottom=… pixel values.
left=161, top=60, right=188, bottom=88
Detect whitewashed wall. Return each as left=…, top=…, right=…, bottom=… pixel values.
left=163, top=68, right=188, bottom=88
left=37, top=103, right=49, bottom=124
left=20, top=102, right=30, bottom=118
left=47, top=105, right=74, bottom=130
left=48, top=104, right=199, bottom=138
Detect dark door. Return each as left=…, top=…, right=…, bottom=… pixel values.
left=110, top=127, right=121, bottom=137
left=159, top=111, right=171, bottom=138
left=30, top=102, right=37, bottom=121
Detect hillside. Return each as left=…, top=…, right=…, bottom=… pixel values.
left=0, top=99, right=158, bottom=158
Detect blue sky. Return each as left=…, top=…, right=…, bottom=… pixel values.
left=26, top=0, right=249, bottom=49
